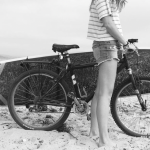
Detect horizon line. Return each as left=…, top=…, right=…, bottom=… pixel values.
left=0, top=48, right=150, bottom=64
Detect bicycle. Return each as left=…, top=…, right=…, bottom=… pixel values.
left=8, top=39, right=150, bottom=137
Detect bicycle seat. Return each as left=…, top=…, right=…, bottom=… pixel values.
left=52, top=44, right=79, bottom=53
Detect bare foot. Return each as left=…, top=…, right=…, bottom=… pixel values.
left=97, top=145, right=118, bottom=150
left=98, top=140, right=118, bottom=148
left=89, top=133, right=117, bottom=148
left=89, top=133, right=99, bottom=147
left=90, top=136, right=99, bottom=143
left=90, top=136, right=117, bottom=148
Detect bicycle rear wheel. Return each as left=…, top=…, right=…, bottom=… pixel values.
left=8, top=69, right=72, bottom=130
left=111, top=76, right=150, bottom=137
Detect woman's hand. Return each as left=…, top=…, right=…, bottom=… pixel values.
left=122, top=43, right=135, bottom=54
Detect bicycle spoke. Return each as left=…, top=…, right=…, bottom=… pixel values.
left=24, top=77, right=37, bottom=95
left=9, top=70, right=70, bottom=130
left=22, top=80, right=35, bottom=94
left=38, top=75, right=49, bottom=93
left=41, top=82, right=60, bottom=99
left=114, top=78, right=150, bottom=136
left=45, top=90, right=65, bottom=99
left=14, top=96, right=32, bottom=103
left=16, top=86, right=35, bottom=97
left=15, top=93, right=33, bottom=101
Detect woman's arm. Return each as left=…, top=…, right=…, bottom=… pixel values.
left=102, top=16, right=127, bottom=45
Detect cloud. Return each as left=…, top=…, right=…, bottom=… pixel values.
left=0, top=0, right=150, bottom=58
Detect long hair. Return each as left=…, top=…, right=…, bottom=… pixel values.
left=111, top=0, right=127, bottom=12
left=89, top=0, right=95, bottom=11
left=90, top=0, right=127, bottom=12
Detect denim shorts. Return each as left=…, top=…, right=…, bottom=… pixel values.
left=92, top=40, right=121, bottom=65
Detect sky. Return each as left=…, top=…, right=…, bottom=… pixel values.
left=0, top=0, right=150, bottom=60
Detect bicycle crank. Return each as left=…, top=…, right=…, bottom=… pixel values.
left=72, top=100, right=89, bottom=116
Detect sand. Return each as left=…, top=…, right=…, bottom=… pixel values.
left=0, top=106, right=150, bottom=150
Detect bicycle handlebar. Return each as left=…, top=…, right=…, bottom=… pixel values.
left=122, top=39, right=139, bottom=56
left=128, top=39, right=138, bottom=44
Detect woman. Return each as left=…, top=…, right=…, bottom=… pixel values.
left=87, top=0, right=130, bottom=148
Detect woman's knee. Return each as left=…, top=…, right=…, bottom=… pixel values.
left=95, top=88, right=113, bottom=99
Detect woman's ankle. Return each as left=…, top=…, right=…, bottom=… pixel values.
left=98, top=139, right=116, bottom=147
left=89, top=130, right=99, bottom=136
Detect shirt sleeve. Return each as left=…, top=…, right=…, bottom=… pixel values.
left=95, top=0, right=112, bottom=20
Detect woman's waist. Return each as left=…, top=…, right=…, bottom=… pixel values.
left=92, top=40, right=122, bottom=50
left=93, top=40, right=121, bottom=45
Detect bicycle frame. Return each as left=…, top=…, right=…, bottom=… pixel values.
left=61, top=53, right=137, bottom=102
left=21, top=52, right=134, bottom=101
left=20, top=46, right=147, bottom=111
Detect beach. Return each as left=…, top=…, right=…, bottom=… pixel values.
left=0, top=106, right=150, bottom=150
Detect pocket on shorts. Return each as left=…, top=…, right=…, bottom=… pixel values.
left=93, top=45, right=119, bottom=64
left=93, top=47, right=101, bottom=61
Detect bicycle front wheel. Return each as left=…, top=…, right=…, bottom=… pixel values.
left=8, top=69, right=72, bottom=131
left=111, top=76, right=150, bottom=137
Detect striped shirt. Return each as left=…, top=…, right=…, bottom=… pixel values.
left=87, top=0, right=123, bottom=41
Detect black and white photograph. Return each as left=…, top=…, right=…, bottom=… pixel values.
left=0, top=0, right=150, bottom=149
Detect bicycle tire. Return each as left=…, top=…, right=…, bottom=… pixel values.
left=111, top=76, right=150, bottom=137
left=8, top=69, right=72, bottom=131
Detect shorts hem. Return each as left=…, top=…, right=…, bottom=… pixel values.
left=96, top=58, right=120, bottom=66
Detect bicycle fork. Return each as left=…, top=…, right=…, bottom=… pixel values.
left=128, top=68, right=147, bottom=111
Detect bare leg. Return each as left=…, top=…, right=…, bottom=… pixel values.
left=89, top=93, right=99, bottom=137
left=89, top=59, right=117, bottom=147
